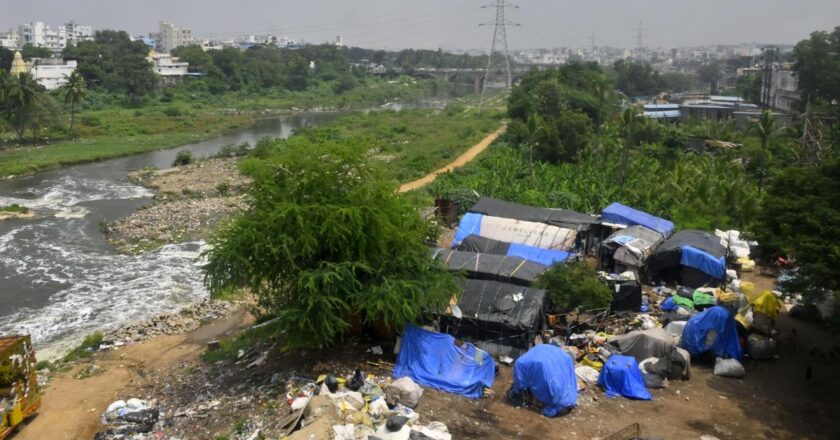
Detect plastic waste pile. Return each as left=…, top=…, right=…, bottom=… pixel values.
left=95, top=398, right=160, bottom=440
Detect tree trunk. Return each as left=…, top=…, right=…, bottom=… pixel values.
left=69, top=102, right=76, bottom=137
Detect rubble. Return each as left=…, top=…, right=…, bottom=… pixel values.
left=101, top=299, right=235, bottom=346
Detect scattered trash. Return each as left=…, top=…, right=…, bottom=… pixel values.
left=96, top=398, right=160, bottom=439
left=713, top=358, right=746, bottom=378
left=385, top=377, right=424, bottom=409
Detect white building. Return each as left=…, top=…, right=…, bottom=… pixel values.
left=63, top=22, right=94, bottom=46
left=18, top=22, right=66, bottom=52
left=158, top=22, right=193, bottom=53
left=0, top=30, right=18, bottom=48
left=148, top=52, right=197, bottom=84
left=30, top=59, right=78, bottom=90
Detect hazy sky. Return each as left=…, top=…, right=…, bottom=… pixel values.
left=2, top=0, right=838, bottom=50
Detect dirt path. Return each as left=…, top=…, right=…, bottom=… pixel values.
left=12, top=309, right=253, bottom=440
left=398, top=125, right=506, bottom=193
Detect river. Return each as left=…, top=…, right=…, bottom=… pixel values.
left=0, top=112, right=355, bottom=359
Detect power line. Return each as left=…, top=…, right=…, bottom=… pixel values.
left=479, top=0, right=519, bottom=111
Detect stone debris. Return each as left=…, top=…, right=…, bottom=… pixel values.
left=101, top=299, right=235, bottom=346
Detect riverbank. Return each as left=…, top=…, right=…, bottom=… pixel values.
left=0, top=77, right=441, bottom=179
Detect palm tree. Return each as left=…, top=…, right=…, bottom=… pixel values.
left=592, top=75, right=613, bottom=132
left=751, top=110, right=779, bottom=151
left=63, top=71, right=87, bottom=137
left=618, top=107, right=644, bottom=184
left=5, top=72, right=41, bottom=141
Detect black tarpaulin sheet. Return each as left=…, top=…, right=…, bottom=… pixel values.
left=648, top=230, right=728, bottom=287
left=440, top=279, right=547, bottom=352
left=431, top=248, right=548, bottom=287
left=469, top=197, right=600, bottom=231
left=608, top=280, right=643, bottom=312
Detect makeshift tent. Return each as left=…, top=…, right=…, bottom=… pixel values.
left=599, top=225, right=664, bottom=276
left=648, top=230, right=728, bottom=288
left=605, top=279, right=643, bottom=312
left=469, top=197, right=600, bottom=231
left=608, top=328, right=676, bottom=363
left=456, top=235, right=574, bottom=267
left=600, top=203, right=675, bottom=238
left=453, top=213, right=577, bottom=251
left=597, top=355, right=653, bottom=400
left=439, top=279, right=547, bottom=357
left=394, top=325, right=495, bottom=399
left=510, top=344, right=578, bottom=416
left=431, top=248, right=548, bottom=287
left=680, top=306, right=743, bottom=360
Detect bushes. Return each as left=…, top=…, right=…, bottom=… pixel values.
left=535, top=261, right=613, bottom=313
left=172, top=150, right=193, bottom=167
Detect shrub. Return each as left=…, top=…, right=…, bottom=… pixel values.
left=0, top=204, right=29, bottom=214
left=172, top=150, right=194, bottom=167
left=535, top=260, right=613, bottom=313
left=163, top=106, right=184, bottom=117
left=214, top=142, right=251, bottom=158
left=80, top=115, right=101, bottom=127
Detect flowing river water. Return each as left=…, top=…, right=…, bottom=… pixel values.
left=0, top=112, right=355, bottom=359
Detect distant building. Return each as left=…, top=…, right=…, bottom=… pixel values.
left=63, top=21, right=94, bottom=46
left=148, top=51, right=198, bottom=84
left=0, top=30, right=19, bottom=49
left=18, top=21, right=66, bottom=52
left=767, top=69, right=799, bottom=112
left=9, top=51, right=28, bottom=76
left=30, top=59, right=78, bottom=90
left=136, top=36, right=157, bottom=50
left=157, top=21, right=193, bottom=53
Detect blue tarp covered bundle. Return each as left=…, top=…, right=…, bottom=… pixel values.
left=394, top=325, right=495, bottom=399
left=680, top=306, right=743, bottom=360
left=680, top=245, right=726, bottom=280
left=511, top=345, right=578, bottom=416
left=600, top=203, right=675, bottom=238
left=597, top=355, right=653, bottom=400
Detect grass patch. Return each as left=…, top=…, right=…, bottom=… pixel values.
left=0, top=204, right=29, bottom=214
left=62, top=331, right=104, bottom=363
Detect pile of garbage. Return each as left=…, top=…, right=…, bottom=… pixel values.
left=95, top=398, right=160, bottom=440
left=283, top=371, right=451, bottom=440
left=101, top=299, right=235, bottom=346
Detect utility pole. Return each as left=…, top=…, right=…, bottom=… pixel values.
left=760, top=46, right=778, bottom=109
left=479, top=0, right=519, bottom=111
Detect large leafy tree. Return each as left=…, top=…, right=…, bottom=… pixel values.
left=755, top=161, right=840, bottom=304
left=792, top=26, right=840, bottom=113
left=63, top=30, right=155, bottom=100
left=612, top=60, right=663, bottom=97
left=203, top=143, right=454, bottom=349
left=5, top=73, right=43, bottom=141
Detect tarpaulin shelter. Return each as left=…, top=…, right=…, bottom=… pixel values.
left=597, top=355, right=653, bottom=400
left=439, top=279, right=547, bottom=358
left=469, top=197, right=600, bottom=231
left=510, top=344, right=578, bottom=416
left=431, top=248, right=548, bottom=287
left=600, top=203, right=675, bottom=239
left=608, top=280, right=643, bottom=312
left=680, top=306, right=743, bottom=360
left=456, top=235, right=574, bottom=267
left=394, top=325, right=495, bottom=399
left=607, top=328, right=676, bottom=363
left=599, top=225, right=664, bottom=277
left=453, top=213, right=577, bottom=251
left=648, top=230, right=728, bottom=288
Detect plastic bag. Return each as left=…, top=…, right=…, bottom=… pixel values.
left=713, top=358, right=745, bottom=378
left=347, top=369, right=365, bottom=391
left=385, top=376, right=423, bottom=409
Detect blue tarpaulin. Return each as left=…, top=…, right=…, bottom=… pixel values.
left=600, top=203, right=675, bottom=238
left=680, top=307, right=743, bottom=360
left=680, top=245, right=726, bottom=280
left=394, top=325, right=495, bottom=399
left=507, top=243, right=573, bottom=266
left=453, top=212, right=483, bottom=246
left=511, top=345, right=578, bottom=416
left=661, top=297, right=678, bottom=312
left=597, top=355, right=653, bottom=400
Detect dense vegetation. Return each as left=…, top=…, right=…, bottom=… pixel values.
left=536, top=261, right=614, bottom=313
left=203, top=141, right=455, bottom=349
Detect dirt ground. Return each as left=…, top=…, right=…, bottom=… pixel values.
left=10, top=274, right=840, bottom=440
left=11, top=309, right=254, bottom=440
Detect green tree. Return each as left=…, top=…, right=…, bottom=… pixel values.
left=62, top=71, right=87, bottom=136
left=535, top=261, right=613, bottom=313
left=735, top=73, right=762, bottom=104
left=612, top=60, right=663, bottom=97
left=20, top=44, right=53, bottom=60
left=754, top=161, right=840, bottom=307
left=5, top=73, right=43, bottom=141
left=618, top=107, right=645, bottom=184
left=792, top=27, right=840, bottom=113
left=697, top=61, right=723, bottom=94
left=203, top=144, right=454, bottom=349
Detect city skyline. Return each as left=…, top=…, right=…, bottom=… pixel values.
left=1, top=0, right=839, bottom=50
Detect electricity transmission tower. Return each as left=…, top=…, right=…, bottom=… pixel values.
left=634, top=20, right=646, bottom=55
left=479, top=0, right=519, bottom=110
left=760, top=46, right=779, bottom=109
left=799, top=97, right=833, bottom=165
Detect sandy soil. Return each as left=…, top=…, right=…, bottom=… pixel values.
left=11, top=309, right=254, bottom=440
left=398, top=125, right=506, bottom=193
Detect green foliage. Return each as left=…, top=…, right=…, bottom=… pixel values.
left=754, top=161, right=840, bottom=303
left=792, top=26, right=840, bottom=113
left=62, top=332, right=104, bottom=363
left=203, top=144, right=455, bottom=350
left=697, top=61, right=723, bottom=94
left=535, top=261, right=613, bottom=313
left=736, top=73, right=762, bottom=104
left=172, top=150, right=193, bottom=167
left=611, top=60, right=662, bottom=97
left=0, top=203, right=29, bottom=213
left=660, top=72, right=698, bottom=93
left=214, top=142, right=251, bottom=158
